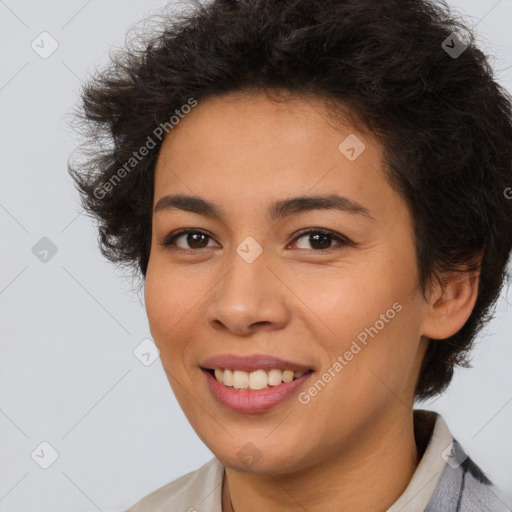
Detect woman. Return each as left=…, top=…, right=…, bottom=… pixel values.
left=68, top=0, right=512, bottom=510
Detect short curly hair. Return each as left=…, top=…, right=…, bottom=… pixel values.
left=68, top=0, right=512, bottom=400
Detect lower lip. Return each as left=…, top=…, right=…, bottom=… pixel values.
left=203, top=369, right=313, bottom=413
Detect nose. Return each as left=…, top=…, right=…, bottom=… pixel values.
left=205, top=250, right=291, bottom=336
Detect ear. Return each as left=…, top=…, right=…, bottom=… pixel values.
left=420, top=254, right=482, bottom=340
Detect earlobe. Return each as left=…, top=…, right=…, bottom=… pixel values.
left=421, top=261, right=481, bottom=341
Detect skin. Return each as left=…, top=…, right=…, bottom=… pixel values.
left=144, top=90, right=480, bottom=511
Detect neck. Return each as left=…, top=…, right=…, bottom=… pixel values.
left=222, top=409, right=420, bottom=512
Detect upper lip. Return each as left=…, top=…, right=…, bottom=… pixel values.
left=200, top=354, right=314, bottom=373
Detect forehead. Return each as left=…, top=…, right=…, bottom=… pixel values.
left=153, top=90, right=398, bottom=222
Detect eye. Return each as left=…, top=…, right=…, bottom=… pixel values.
left=159, top=229, right=219, bottom=252
left=288, top=228, right=351, bottom=252
left=160, top=227, right=351, bottom=253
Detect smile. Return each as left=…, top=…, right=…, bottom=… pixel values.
left=210, top=368, right=310, bottom=390
left=202, top=368, right=314, bottom=413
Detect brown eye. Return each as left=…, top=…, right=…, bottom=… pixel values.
left=160, top=229, right=217, bottom=251
left=159, top=227, right=351, bottom=253
left=290, top=229, right=351, bottom=252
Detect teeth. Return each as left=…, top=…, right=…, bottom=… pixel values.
left=214, top=368, right=224, bottom=384
left=212, top=368, right=308, bottom=390
left=232, top=370, right=248, bottom=389
left=249, top=370, right=268, bottom=390
left=223, top=369, right=233, bottom=387
left=282, top=370, right=294, bottom=383
left=268, top=368, right=283, bottom=386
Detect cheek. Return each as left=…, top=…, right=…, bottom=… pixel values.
left=144, top=256, right=213, bottom=368
left=298, top=266, right=395, bottom=350
left=299, top=253, right=421, bottom=380
left=145, top=255, right=194, bottom=328
left=144, top=259, right=186, bottom=350
left=144, top=264, right=168, bottom=337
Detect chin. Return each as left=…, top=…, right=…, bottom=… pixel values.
left=210, top=439, right=306, bottom=475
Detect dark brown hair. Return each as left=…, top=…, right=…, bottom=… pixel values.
left=68, top=0, right=512, bottom=399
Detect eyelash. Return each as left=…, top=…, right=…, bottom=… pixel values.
left=159, top=227, right=351, bottom=254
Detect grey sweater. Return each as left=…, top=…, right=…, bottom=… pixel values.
left=425, top=446, right=509, bottom=511
left=414, top=410, right=508, bottom=512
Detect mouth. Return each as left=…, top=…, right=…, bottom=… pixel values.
left=200, top=363, right=315, bottom=413
left=199, top=353, right=315, bottom=412
left=202, top=367, right=314, bottom=391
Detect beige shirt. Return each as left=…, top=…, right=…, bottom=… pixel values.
left=126, top=410, right=453, bottom=512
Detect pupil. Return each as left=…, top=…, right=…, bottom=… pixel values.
left=189, top=232, right=208, bottom=248
left=311, top=233, right=330, bottom=250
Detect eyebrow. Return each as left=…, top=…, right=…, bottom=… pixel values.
left=154, top=193, right=375, bottom=222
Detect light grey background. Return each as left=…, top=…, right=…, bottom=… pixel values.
left=0, top=1, right=511, bottom=511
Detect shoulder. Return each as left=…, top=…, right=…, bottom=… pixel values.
left=125, top=457, right=224, bottom=512
left=460, top=457, right=510, bottom=511
left=410, top=410, right=509, bottom=512
left=426, top=438, right=508, bottom=512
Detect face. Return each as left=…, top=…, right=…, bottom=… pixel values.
left=144, top=90, right=430, bottom=474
